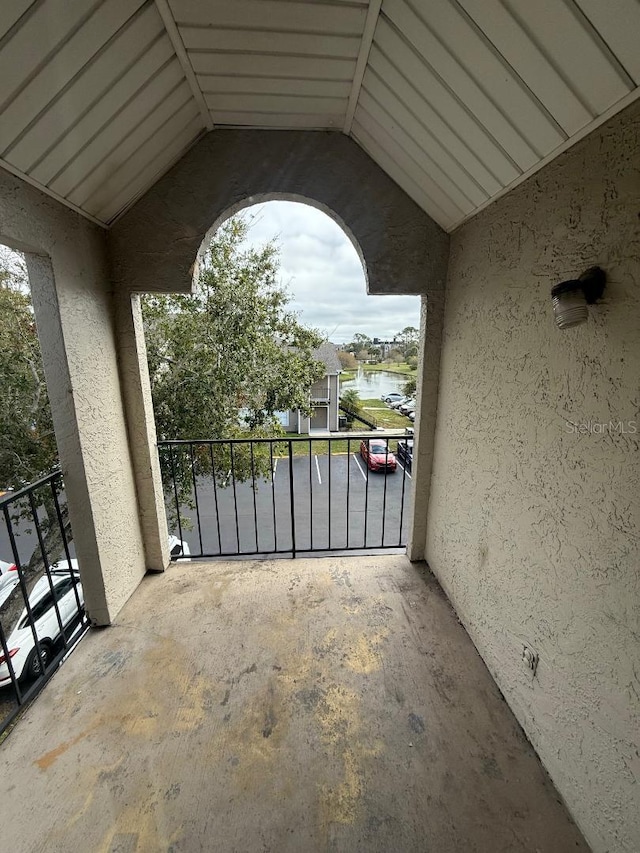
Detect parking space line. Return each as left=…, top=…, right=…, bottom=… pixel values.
left=273, top=458, right=278, bottom=479
left=352, top=454, right=367, bottom=481
left=397, top=462, right=412, bottom=480
left=315, top=455, right=322, bottom=485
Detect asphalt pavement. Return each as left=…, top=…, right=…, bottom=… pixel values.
left=174, top=451, right=413, bottom=557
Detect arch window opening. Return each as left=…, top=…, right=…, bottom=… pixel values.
left=144, top=200, right=420, bottom=560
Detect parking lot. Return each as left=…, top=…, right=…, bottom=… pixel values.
left=175, top=449, right=413, bottom=557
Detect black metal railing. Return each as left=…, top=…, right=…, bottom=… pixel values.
left=0, top=472, right=88, bottom=738
left=158, top=433, right=413, bottom=560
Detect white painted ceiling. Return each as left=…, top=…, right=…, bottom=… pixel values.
left=1, top=0, right=638, bottom=231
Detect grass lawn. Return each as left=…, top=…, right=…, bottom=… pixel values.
left=360, top=398, right=412, bottom=429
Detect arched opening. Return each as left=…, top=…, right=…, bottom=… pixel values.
left=144, top=198, right=420, bottom=559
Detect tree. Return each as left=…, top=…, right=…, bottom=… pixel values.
left=340, top=389, right=361, bottom=428
left=403, top=378, right=417, bottom=397
left=0, top=250, right=66, bottom=626
left=0, top=255, right=56, bottom=488
left=349, top=332, right=371, bottom=354
left=143, top=216, right=323, bottom=440
left=143, top=215, right=325, bottom=516
left=337, top=349, right=358, bottom=370
left=396, top=326, right=419, bottom=359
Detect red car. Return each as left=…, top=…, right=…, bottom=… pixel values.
left=360, top=439, right=397, bottom=472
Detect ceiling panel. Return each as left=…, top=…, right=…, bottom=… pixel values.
left=199, top=77, right=353, bottom=99
left=0, top=0, right=142, bottom=155
left=168, top=0, right=367, bottom=35
left=0, top=0, right=637, bottom=229
left=575, top=0, right=640, bottom=83
left=363, top=54, right=502, bottom=197
left=181, top=28, right=362, bottom=58
left=31, top=43, right=180, bottom=187
left=455, top=0, right=594, bottom=135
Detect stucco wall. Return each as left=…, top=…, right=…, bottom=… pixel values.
left=427, top=101, right=640, bottom=852
left=109, top=130, right=449, bottom=298
left=0, top=169, right=148, bottom=624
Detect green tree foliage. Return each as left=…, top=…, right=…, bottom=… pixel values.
left=143, top=216, right=323, bottom=440
left=0, top=251, right=66, bottom=620
left=0, top=254, right=56, bottom=488
left=403, top=377, right=417, bottom=398
left=339, top=388, right=361, bottom=428
left=142, top=216, right=325, bottom=519
left=337, top=349, right=358, bottom=369
left=396, top=326, right=419, bottom=358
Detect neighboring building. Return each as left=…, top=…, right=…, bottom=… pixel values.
left=278, top=342, right=342, bottom=434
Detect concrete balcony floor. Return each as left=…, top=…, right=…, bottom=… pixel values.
left=1, top=555, right=587, bottom=852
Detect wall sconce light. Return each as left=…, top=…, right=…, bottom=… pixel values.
left=551, top=266, right=606, bottom=329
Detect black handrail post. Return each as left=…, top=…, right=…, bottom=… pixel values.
left=288, top=440, right=296, bottom=557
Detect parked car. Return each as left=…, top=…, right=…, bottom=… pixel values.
left=390, top=396, right=411, bottom=410
left=399, top=399, right=416, bottom=415
left=381, top=392, right=403, bottom=403
left=0, top=560, right=84, bottom=685
left=396, top=439, right=414, bottom=470
left=0, top=559, right=16, bottom=576
left=408, top=411, right=415, bottom=422
left=360, top=439, right=397, bottom=472
left=168, top=535, right=191, bottom=558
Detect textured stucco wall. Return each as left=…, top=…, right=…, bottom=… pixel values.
left=109, top=130, right=449, bottom=298
left=427, top=101, right=640, bottom=852
left=0, top=169, right=148, bottom=624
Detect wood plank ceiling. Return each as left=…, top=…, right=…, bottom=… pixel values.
left=0, top=0, right=638, bottom=231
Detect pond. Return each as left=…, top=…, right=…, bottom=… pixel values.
left=340, top=367, right=410, bottom=397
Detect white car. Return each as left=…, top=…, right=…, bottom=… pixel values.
left=168, top=535, right=190, bottom=558
left=0, top=560, right=84, bottom=685
left=0, top=559, right=16, bottom=576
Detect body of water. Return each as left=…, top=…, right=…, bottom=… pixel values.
left=340, top=367, right=409, bottom=397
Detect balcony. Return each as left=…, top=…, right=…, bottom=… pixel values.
left=0, top=554, right=587, bottom=852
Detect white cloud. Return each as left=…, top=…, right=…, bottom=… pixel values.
left=236, top=201, right=420, bottom=344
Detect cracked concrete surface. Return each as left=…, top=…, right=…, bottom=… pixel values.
left=1, top=556, right=588, bottom=852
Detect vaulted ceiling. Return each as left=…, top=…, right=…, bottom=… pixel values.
left=1, top=0, right=638, bottom=231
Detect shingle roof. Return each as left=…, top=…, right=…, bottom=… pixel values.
left=313, top=341, right=342, bottom=375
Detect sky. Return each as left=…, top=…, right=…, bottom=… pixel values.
left=236, top=201, right=420, bottom=345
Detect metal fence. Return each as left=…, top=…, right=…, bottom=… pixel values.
left=0, top=472, right=87, bottom=738
left=158, top=433, right=413, bottom=559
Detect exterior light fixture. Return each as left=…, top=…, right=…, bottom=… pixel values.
left=551, top=266, right=606, bottom=329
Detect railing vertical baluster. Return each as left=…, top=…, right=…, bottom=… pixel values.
left=28, top=490, right=67, bottom=643
left=288, top=440, right=296, bottom=557
left=169, top=445, right=183, bottom=553
left=190, top=443, right=203, bottom=557
left=381, top=449, right=389, bottom=548
left=2, top=503, right=47, bottom=686
left=328, top=438, right=332, bottom=550
left=270, top=441, right=278, bottom=552
left=0, top=612, right=22, bottom=703
left=209, top=443, right=222, bottom=555
left=230, top=443, right=240, bottom=553
left=363, top=442, right=370, bottom=549
left=308, top=439, right=313, bottom=551
left=398, top=443, right=408, bottom=546
left=346, top=438, right=351, bottom=549
left=250, top=441, right=259, bottom=553
left=50, top=477, right=82, bottom=616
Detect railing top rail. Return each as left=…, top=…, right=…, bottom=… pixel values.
left=158, top=433, right=411, bottom=446
left=0, top=468, right=62, bottom=508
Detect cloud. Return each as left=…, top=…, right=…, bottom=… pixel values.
left=236, top=201, right=421, bottom=343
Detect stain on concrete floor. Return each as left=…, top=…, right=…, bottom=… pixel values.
left=1, top=556, right=588, bottom=852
